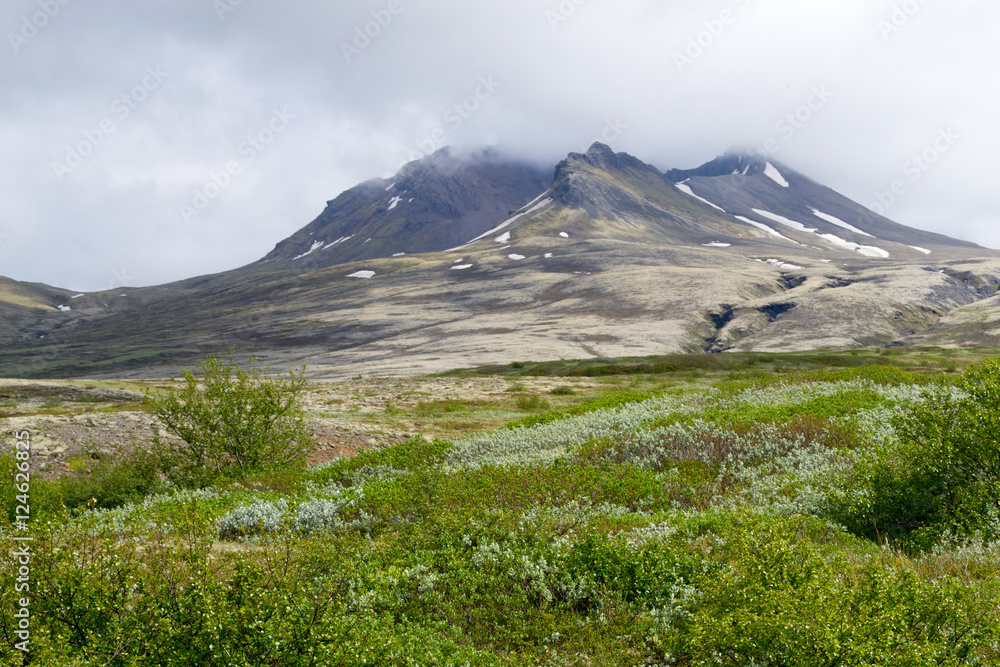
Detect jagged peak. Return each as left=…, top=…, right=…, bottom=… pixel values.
left=558, top=142, right=660, bottom=177
left=584, top=141, right=616, bottom=158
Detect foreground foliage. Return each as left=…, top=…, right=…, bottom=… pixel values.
left=144, top=352, right=313, bottom=486
left=831, top=359, right=1000, bottom=550
left=3, top=356, right=1000, bottom=665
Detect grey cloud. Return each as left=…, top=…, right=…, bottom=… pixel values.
left=1, top=0, right=998, bottom=290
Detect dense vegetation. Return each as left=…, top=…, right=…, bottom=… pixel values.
left=3, top=352, right=1000, bottom=665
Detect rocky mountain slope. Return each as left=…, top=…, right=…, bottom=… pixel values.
left=0, top=144, right=997, bottom=379
left=260, top=147, right=551, bottom=267
left=665, top=151, right=981, bottom=258
left=0, top=277, right=79, bottom=346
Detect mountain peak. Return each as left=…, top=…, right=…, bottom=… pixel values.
left=560, top=142, right=656, bottom=175
left=666, top=150, right=770, bottom=183
left=585, top=141, right=615, bottom=157
left=260, top=147, right=551, bottom=266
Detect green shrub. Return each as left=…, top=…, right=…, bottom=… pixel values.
left=830, top=359, right=1000, bottom=549
left=675, top=515, right=998, bottom=665
left=58, top=448, right=166, bottom=511
left=144, top=351, right=314, bottom=486
left=515, top=394, right=550, bottom=412
left=1, top=454, right=65, bottom=523
left=549, top=386, right=576, bottom=395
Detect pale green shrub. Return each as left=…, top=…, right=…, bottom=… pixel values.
left=217, top=499, right=287, bottom=539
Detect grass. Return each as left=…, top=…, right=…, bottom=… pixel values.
left=440, top=347, right=1000, bottom=379
left=3, top=348, right=1000, bottom=665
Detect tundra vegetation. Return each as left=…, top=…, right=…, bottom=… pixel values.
left=2, top=349, right=1000, bottom=665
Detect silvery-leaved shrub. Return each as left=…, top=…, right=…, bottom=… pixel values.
left=217, top=499, right=287, bottom=539
left=294, top=491, right=368, bottom=534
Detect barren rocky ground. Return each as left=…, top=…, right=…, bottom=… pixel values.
left=1, top=375, right=601, bottom=476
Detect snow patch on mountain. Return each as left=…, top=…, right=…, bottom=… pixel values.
left=909, top=246, right=932, bottom=255
left=451, top=198, right=554, bottom=250
left=817, top=233, right=890, bottom=258
left=811, top=209, right=873, bottom=237
left=675, top=183, right=726, bottom=212
left=752, top=209, right=816, bottom=233
left=323, top=235, right=354, bottom=251
left=294, top=240, right=324, bottom=260
left=347, top=270, right=375, bottom=279
left=762, top=259, right=803, bottom=270
left=734, top=216, right=799, bottom=244
left=764, top=163, right=790, bottom=187
left=523, top=189, right=553, bottom=208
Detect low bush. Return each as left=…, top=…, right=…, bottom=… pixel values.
left=216, top=498, right=287, bottom=539
left=10, top=357, right=1000, bottom=664
left=0, top=454, right=65, bottom=523
left=58, top=448, right=166, bottom=511
left=144, top=351, right=314, bottom=486
left=830, top=359, right=1000, bottom=550
left=672, top=515, right=999, bottom=665
left=515, top=394, right=549, bottom=412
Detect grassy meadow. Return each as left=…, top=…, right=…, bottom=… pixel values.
left=3, top=347, right=1000, bottom=665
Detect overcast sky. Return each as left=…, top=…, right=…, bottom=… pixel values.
left=2, top=0, right=998, bottom=291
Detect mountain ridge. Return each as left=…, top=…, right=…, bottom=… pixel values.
left=1, top=142, right=998, bottom=379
